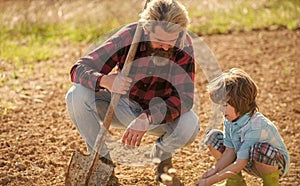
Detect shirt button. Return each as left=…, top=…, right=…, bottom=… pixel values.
left=144, top=84, right=147, bottom=87
left=148, top=71, right=153, bottom=75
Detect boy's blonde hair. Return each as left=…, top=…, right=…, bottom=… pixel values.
left=140, top=0, right=190, bottom=48
left=208, top=68, right=259, bottom=116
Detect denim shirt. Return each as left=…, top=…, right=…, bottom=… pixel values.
left=223, top=112, right=290, bottom=176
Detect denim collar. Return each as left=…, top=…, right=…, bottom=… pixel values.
left=228, top=113, right=251, bottom=127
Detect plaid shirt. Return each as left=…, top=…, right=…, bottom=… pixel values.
left=70, top=23, right=195, bottom=124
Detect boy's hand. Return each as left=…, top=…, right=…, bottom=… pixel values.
left=195, top=167, right=217, bottom=186
left=195, top=178, right=209, bottom=186
left=202, top=166, right=217, bottom=178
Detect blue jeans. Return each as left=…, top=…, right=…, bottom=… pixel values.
left=65, top=84, right=200, bottom=160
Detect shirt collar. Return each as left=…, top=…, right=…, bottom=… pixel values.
left=228, top=113, right=251, bottom=127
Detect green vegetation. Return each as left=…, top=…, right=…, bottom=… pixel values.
left=188, top=0, right=300, bottom=35
left=0, top=0, right=299, bottom=64
left=0, top=23, right=115, bottom=63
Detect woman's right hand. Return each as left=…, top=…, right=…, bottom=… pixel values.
left=100, top=73, right=132, bottom=94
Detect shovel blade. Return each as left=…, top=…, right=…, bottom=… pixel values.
left=65, top=151, right=114, bottom=186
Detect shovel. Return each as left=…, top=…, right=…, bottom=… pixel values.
left=65, top=10, right=146, bottom=186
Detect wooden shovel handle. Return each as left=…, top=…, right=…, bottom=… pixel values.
left=85, top=22, right=144, bottom=185
left=103, top=0, right=150, bottom=129
left=85, top=1, right=150, bottom=184
left=102, top=22, right=143, bottom=129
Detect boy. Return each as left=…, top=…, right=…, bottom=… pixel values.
left=195, top=68, right=290, bottom=186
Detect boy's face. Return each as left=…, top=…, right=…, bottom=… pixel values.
left=222, top=103, right=240, bottom=121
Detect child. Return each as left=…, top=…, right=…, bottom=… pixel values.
left=195, top=68, right=290, bottom=186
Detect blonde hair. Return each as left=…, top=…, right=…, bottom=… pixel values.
left=208, top=68, right=259, bottom=116
left=140, top=0, right=190, bottom=47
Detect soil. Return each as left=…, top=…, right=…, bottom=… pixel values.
left=0, top=29, right=299, bottom=186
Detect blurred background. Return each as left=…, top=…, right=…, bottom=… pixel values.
left=0, top=0, right=299, bottom=63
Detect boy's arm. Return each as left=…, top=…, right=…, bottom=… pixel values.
left=202, top=147, right=236, bottom=179
left=203, top=159, right=248, bottom=185
left=214, top=147, right=236, bottom=172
